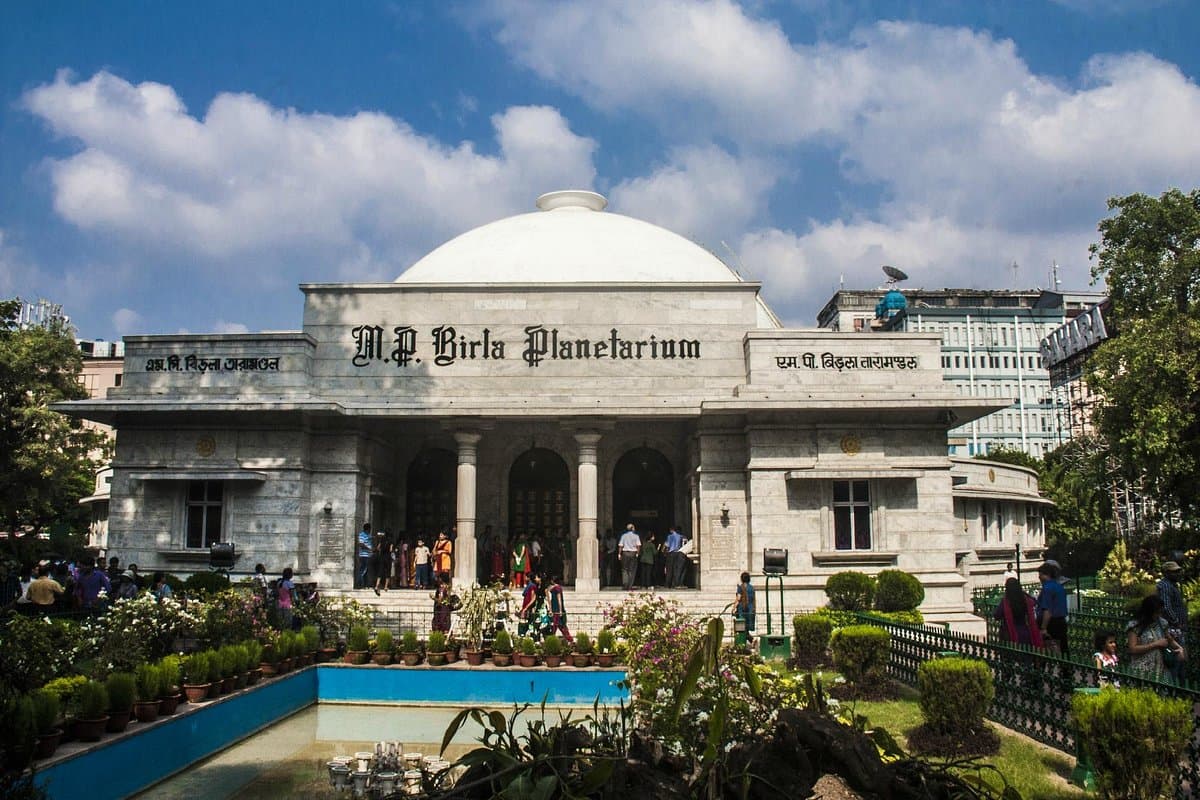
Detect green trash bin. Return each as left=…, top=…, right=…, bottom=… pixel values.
left=759, top=634, right=791, bottom=660
left=734, top=613, right=749, bottom=646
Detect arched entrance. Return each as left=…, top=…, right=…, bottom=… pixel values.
left=612, top=446, right=675, bottom=537
left=406, top=448, right=456, bottom=539
left=508, top=448, right=571, bottom=582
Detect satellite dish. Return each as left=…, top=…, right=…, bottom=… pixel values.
left=882, top=265, right=909, bottom=283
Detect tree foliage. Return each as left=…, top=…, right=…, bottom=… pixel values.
left=1088, top=189, right=1200, bottom=522
left=0, top=298, right=109, bottom=538
left=1039, top=437, right=1115, bottom=574
left=975, top=445, right=1041, bottom=472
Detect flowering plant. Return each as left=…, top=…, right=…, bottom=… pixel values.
left=86, top=594, right=203, bottom=673
left=197, top=588, right=272, bottom=646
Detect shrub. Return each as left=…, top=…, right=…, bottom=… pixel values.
left=873, top=609, right=925, bottom=626
left=243, top=641, right=263, bottom=669
left=105, top=672, right=137, bottom=712
left=30, top=689, right=60, bottom=734
left=492, top=629, right=513, bottom=655
left=217, top=646, right=239, bottom=679
left=183, top=571, right=231, bottom=597
left=200, top=588, right=270, bottom=646
left=1098, top=540, right=1155, bottom=597
left=917, top=658, right=993, bottom=734
left=830, top=625, right=890, bottom=686
left=375, top=629, right=394, bottom=654
left=300, top=625, right=320, bottom=652
left=76, top=680, right=109, bottom=720
left=1, top=696, right=35, bottom=767
left=276, top=630, right=296, bottom=659
left=183, top=652, right=211, bottom=684
left=825, top=571, right=876, bottom=611
left=810, top=607, right=859, bottom=629
left=426, top=630, right=445, bottom=653
left=159, top=654, right=183, bottom=691
left=42, top=675, right=88, bottom=717
left=135, top=663, right=161, bottom=702
left=574, top=632, right=593, bottom=654
left=542, top=635, right=564, bottom=656
left=400, top=630, right=420, bottom=654
left=519, top=636, right=537, bottom=656
left=347, top=625, right=370, bottom=652
left=596, top=629, right=616, bottom=654
left=874, top=570, right=925, bottom=612
left=205, top=649, right=223, bottom=683
left=1073, top=687, right=1192, bottom=800
left=792, top=613, right=834, bottom=667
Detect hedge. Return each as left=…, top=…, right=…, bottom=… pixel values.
left=917, top=657, right=993, bottom=734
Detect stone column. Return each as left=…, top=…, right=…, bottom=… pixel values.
left=574, top=432, right=603, bottom=591
left=453, top=431, right=482, bottom=586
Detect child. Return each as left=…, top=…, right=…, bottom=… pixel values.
left=1093, top=629, right=1119, bottom=686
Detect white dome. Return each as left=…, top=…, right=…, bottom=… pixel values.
left=396, top=190, right=741, bottom=284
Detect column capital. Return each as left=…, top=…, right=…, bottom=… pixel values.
left=453, top=430, right=483, bottom=448
left=574, top=430, right=602, bottom=461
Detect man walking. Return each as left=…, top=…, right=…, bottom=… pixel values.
left=1035, top=562, right=1069, bottom=655
left=356, top=523, right=373, bottom=589
left=1158, top=561, right=1188, bottom=682
left=618, top=523, right=641, bottom=591
left=664, top=525, right=685, bottom=588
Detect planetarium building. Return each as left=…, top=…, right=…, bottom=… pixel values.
left=63, top=190, right=1047, bottom=624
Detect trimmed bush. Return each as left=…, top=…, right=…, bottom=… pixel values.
left=217, top=646, right=239, bottom=679
left=347, top=625, right=370, bottom=652
left=519, top=636, right=537, bottom=656
left=492, top=629, right=513, bottom=655
left=874, top=570, right=924, bottom=612
left=375, top=629, right=394, bottom=654
left=830, top=625, right=890, bottom=686
left=1073, top=687, right=1191, bottom=800
left=917, top=658, right=993, bottom=734
left=159, top=655, right=183, bottom=691
left=1, top=696, right=35, bottom=767
left=206, top=649, right=223, bottom=683
left=400, top=630, right=420, bottom=654
left=873, top=609, right=924, bottom=626
left=825, top=571, right=876, bottom=611
left=77, top=680, right=109, bottom=720
left=596, top=629, right=616, bottom=654
left=182, top=571, right=230, bottom=596
left=300, top=625, right=320, bottom=652
left=183, top=651, right=212, bottom=684
left=42, top=675, right=88, bottom=717
left=810, top=607, right=859, bottom=629
left=543, top=634, right=564, bottom=656
left=426, top=630, right=445, bottom=653
left=243, top=641, right=263, bottom=669
left=574, top=632, right=593, bottom=654
left=31, top=689, right=60, bottom=735
left=793, top=613, right=834, bottom=667
left=135, top=663, right=161, bottom=701
left=105, top=672, right=137, bottom=712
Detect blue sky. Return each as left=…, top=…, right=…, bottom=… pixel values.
left=2, top=1, right=1199, bottom=338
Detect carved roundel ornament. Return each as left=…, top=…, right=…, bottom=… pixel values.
left=840, top=434, right=861, bottom=456
left=196, top=436, right=216, bottom=457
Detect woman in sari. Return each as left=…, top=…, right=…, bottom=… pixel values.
left=433, top=530, right=453, bottom=576
left=993, top=577, right=1043, bottom=647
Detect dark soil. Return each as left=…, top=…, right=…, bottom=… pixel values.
left=907, top=722, right=1001, bottom=758
left=829, top=678, right=902, bottom=702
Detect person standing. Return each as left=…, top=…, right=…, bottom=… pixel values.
left=431, top=572, right=454, bottom=633
left=993, top=577, right=1043, bottom=646
left=1002, top=562, right=1019, bottom=583
left=26, top=565, right=64, bottom=608
left=735, top=572, right=757, bottom=638
left=1126, top=595, right=1184, bottom=680
left=510, top=537, right=529, bottom=589
left=664, top=526, right=685, bottom=588
left=490, top=532, right=508, bottom=585
left=619, top=524, right=641, bottom=591
left=546, top=574, right=573, bottom=643
left=601, top=529, right=617, bottom=587
left=74, top=556, right=111, bottom=611
left=1035, top=562, right=1069, bottom=655
left=528, top=535, right=543, bottom=577
left=433, top=530, right=453, bottom=577
left=277, top=567, right=296, bottom=630
left=373, top=532, right=393, bottom=595
left=1157, top=561, right=1188, bottom=682
left=252, top=563, right=270, bottom=597
left=519, top=572, right=542, bottom=637
left=356, top=523, right=373, bottom=589
left=152, top=572, right=173, bottom=603
left=413, top=538, right=432, bottom=589
left=638, top=530, right=658, bottom=588
left=394, top=535, right=410, bottom=589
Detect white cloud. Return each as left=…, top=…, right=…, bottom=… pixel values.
left=23, top=71, right=597, bottom=278
left=112, top=308, right=143, bottom=335
left=213, top=320, right=249, bottom=334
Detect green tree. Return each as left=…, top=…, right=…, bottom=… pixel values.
left=1088, top=188, right=1200, bottom=522
left=0, top=298, right=109, bottom=542
left=974, top=445, right=1041, bottom=472
left=1039, top=437, right=1115, bottom=574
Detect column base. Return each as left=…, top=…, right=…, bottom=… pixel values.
left=573, top=577, right=600, bottom=592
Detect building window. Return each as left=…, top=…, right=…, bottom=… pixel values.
left=114, top=373, right=123, bottom=387
left=981, top=504, right=990, bottom=542
left=186, top=480, right=223, bottom=549
left=833, top=480, right=871, bottom=550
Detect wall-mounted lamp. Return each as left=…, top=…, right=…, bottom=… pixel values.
left=720, top=502, right=730, bottom=525
left=323, top=501, right=333, bottom=515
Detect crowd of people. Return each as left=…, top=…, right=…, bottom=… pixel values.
left=993, top=559, right=1188, bottom=683
left=6, top=555, right=178, bottom=613
left=605, top=523, right=693, bottom=590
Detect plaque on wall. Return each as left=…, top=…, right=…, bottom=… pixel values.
left=318, top=515, right=346, bottom=564
left=707, top=518, right=739, bottom=569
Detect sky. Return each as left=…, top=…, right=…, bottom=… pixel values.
left=2, top=0, right=1199, bottom=338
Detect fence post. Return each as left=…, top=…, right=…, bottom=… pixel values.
left=1069, top=686, right=1099, bottom=791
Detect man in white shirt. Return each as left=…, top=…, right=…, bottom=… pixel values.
left=1002, top=562, right=1019, bottom=583
left=618, top=523, right=641, bottom=591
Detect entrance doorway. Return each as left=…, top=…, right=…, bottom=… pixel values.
left=508, top=448, right=571, bottom=583
left=611, top=447, right=675, bottom=587
left=406, top=448, right=456, bottom=540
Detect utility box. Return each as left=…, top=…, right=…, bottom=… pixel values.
left=758, top=634, right=791, bottom=661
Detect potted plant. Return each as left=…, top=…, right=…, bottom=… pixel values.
left=572, top=633, right=593, bottom=667
left=259, top=639, right=281, bottom=677
left=217, top=645, right=239, bottom=693
left=206, top=647, right=224, bottom=697
left=277, top=631, right=296, bottom=672
left=373, top=630, right=394, bottom=665
left=445, top=634, right=460, bottom=664
left=345, top=625, right=371, bottom=665
left=243, top=641, right=264, bottom=685
left=517, top=636, right=538, bottom=668
left=457, top=582, right=502, bottom=665
left=542, top=634, right=564, bottom=667
left=2, top=695, right=35, bottom=770
left=399, top=630, right=423, bottom=666
left=74, top=680, right=109, bottom=742
left=301, top=625, right=320, bottom=664
left=134, top=663, right=162, bottom=722
left=31, top=689, right=62, bottom=760
left=426, top=630, right=448, bottom=666
left=158, top=655, right=183, bottom=714
left=104, top=672, right=136, bottom=732
left=42, top=675, right=87, bottom=744
left=595, top=629, right=617, bottom=667
left=491, top=629, right=513, bottom=667
left=183, top=652, right=213, bottom=703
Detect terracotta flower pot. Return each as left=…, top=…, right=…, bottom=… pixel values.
left=426, top=651, right=447, bottom=666
left=372, top=653, right=393, bottom=666
left=134, top=700, right=160, bottom=723
left=595, top=653, right=616, bottom=667
left=73, top=716, right=109, bottom=742
left=34, top=729, right=62, bottom=760
left=220, top=676, right=237, bottom=694
left=106, top=709, right=132, bottom=733
left=246, top=668, right=262, bottom=686
left=259, top=661, right=278, bottom=677
left=344, top=650, right=369, bottom=665
left=207, top=681, right=221, bottom=698
left=235, top=672, right=249, bottom=690
left=464, top=649, right=485, bottom=666
left=543, top=655, right=562, bottom=668
left=184, top=683, right=212, bottom=703
left=492, top=653, right=512, bottom=667
left=572, top=654, right=592, bottom=668
left=518, top=653, right=538, bottom=668
left=400, top=652, right=423, bottom=666
left=317, top=647, right=338, bottom=663
left=158, top=693, right=181, bottom=716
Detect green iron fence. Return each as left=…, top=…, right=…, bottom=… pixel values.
left=854, top=613, right=1200, bottom=798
